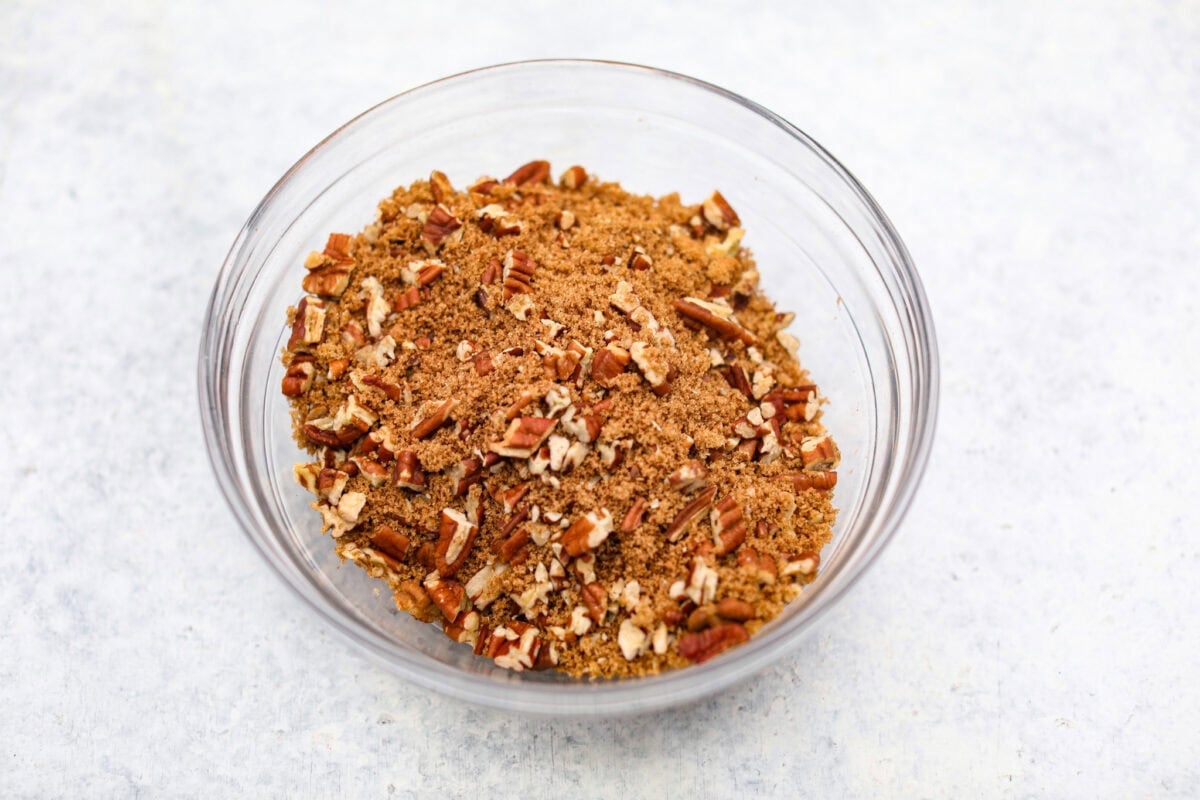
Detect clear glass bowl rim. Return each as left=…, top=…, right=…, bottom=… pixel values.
left=198, top=59, right=940, bottom=716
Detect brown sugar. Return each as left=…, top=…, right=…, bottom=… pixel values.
left=281, top=161, right=839, bottom=677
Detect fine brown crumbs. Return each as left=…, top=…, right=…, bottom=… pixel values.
left=281, top=161, right=840, bottom=677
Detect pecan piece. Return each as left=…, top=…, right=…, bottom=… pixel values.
left=799, top=435, right=839, bottom=469
left=394, top=451, right=426, bottom=491
left=302, top=263, right=352, bottom=298
left=581, top=581, right=608, bottom=624
left=710, top=496, right=747, bottom=556
left=502, top=249, right=537, bottom=300
left=303, top=420, right=368, bottom=448
left=677, top=622, right=749, bottom=664
left=361, top=374, right=402, bottom=402
left=664, top=486, right=717, bottom=542
left=410, top=399, right=456, bottom=440
left=495, top=526, right=531, bottom=565
left=281, top=357, right=315, bottom=398
left=489, top=416, right=556, bottom=459
left=668, top=460, right=709, bottom=494
left=429, top=169, right=454, bottom=204
left=394, top=581, right=438, bottom=622
left=715, top=597, right=756, bottom=622
left=629, top=342, right=674, bottom=396
left=435, top=509, right=478, bottom=577
left=590, top=344, right=630, bottom=387
left=287, top=297, right=326, bottom=351
left=701, top=190, right=740, bottom=231
left=477, top=204, right=522, bottom=237
left=422, top=203, right=462, bottom=251
left=784, top=471, right=838, bottom=491
left=561, top=509, right=614, bottom=557
left=504, top=159, right=551, bottom=186
left=720, top=363, right=754, bottom=399
left=628, top=245, right=653, bottom=271
left=621, top=498, right=647, bottom=533
left=423, top=575, right=467, bottom=621
left=370, top=525, right=411, bottom=561
left=449, top=456, right=483, bottom=496
left=559, top=165, right=588, bottom=189
left=673, top=298, right=757, bottom=345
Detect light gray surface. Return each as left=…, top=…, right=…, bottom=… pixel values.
left=2, top=1, right=1197, bottom=797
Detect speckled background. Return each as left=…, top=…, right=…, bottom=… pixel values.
left=2, top=1, right=1197, bottom=796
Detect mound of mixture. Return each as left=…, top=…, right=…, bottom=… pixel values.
left=281, top=161, right=839, bottom=677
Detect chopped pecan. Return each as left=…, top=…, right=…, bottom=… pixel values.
left=480, top=257, right=500, bottom=285
left=302, top=263, right=352, bottom=298
left=668, top=460, right=709, bottom=494
left=502, top=250, right=536, bottom=300
left=422, top=204, right=462, bottom=251
left=496, top=526, right=531, bottom=565
left=424, top=575, right=467, bottom=620
left=303, top=419, right=368, bottom=448
left=677, top=622, right=749, bottom=663
left=394, top=580, right=438, bottom=622
left=590, top=344, right=630, bottom=387
left=429, top=169, right=454, bottom=204
left=370, top=525, right=411, bottom=561
left=556, top=209, right=576, bottom=230
left=737, top=546, right=777, bottom=584
left=489, top=416, right=556, bottom=459
left=780, top=551, right=820, bottom=578
left=504, top=159, right=550, bottom=186
left=414, top=261, right=447, bottom=287
left=322, top=232, right=353, bottom=261
left=559, top=165, right=588, bottom=189
left=784, top=471, right=838, bottom=491
left=720, top=363, right=754, bottom=399
left=435, top=509, right=478, bottom=577
left=664, top=486, right=717, bottom=542
left=394, top=451, right=426, bottom=490
left=500, top=484, right=530, bottom=515
left=710, top=496, right=747, bottom=556
left=686, top=606, right=716, bottom=632
left=341, top=320, right=365, bottom=347
left=799, top=435, right=839, bottom=469
left=410, top=399, right=456, bottom=439
left=628, top=246, right=653, bottom=271
left=629, top=342, right=674, bottom=396
left=561, top=509, right=614, bottom=557
left=281, top=357, right=316, bottom=397
left=477, top=204, right=522, bottom=237
left=621, top=498, right=647, bottom=533
left=581, top=582, right=608, bottom=624
left=715, top=597, right=756, bottom=622
left=673, top=298, right=757, bottom=345
left=393, top=285, right=422, bottom=310
left=449, top=456, right=483, bottom=496
left=701, top=190, right=740, bottom=231
left=361, top=374, right=402, bottom=402
left=287, top=297, right=326, bottom=351
left=469, top=175, right=499, bottom=196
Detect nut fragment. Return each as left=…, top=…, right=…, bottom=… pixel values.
left=560, top=165, right=588, bottom=189
left=784, top=471, right=838, bottom=491
left=664, top=486, right=717, bottom=542
left=394, top=581, right=438, bottom=622
left=370, top=525, right=411, bottom=561
left=504, top=159, right=551, bottom=186
left=799, top=435, right=840, bottom=470
left=618, top=619, right=648, bottom=660
left=429, top=169, right=454, bottom=204
left=502, top=249, right=537, bottom=300
left=628, top=246, right=653, bottom=271
left=621, top=498, right=647, bottom=533
left=673, top=298, right=757, bottom=345
left=629, top=342, right=674, bottom=396
left=422, top=204, right=463, bottom=251
left=677, top=622, right=749, bottom=663
left=477, top=204, right=522, bottom=237
left=424, top=575, right=467, bottom=621
left=590, top=344, right=630, bottom=387
left=436, top=508, right=479, bottom=577
left=561, top=509, right=614, bottom=557
left=281, top=357, right=315, bottom=398
left=410, top=399, right=457, bottom=440
left=287, top=297, right=326, bottom=351
left=668, top=460, right=710, bottom=494
left=490, top=416, right=557, bottom=459
left=701, top=190, right=740, bottom=231
left=715, top=597, right=756, bottom=622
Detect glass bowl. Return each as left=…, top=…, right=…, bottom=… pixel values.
left=198, top=60, right=938, bottom=716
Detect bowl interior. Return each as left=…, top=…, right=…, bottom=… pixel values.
left=208, top=61, right=930, bottom=714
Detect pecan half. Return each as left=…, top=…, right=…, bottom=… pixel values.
left=435, top=508, right=478, bottom=577
left=664, top=486, right=717, bottom=542
left=422, top=204, right=462, bottom=251
left=673, top=298, right=757, bottom=346
left=677, top=622, right=749, bottom=663
left=504, top=159, right=551, bottom=186
left=489, top=416, right=557, bottom=459
left=561, top=509, right=615, bottom=557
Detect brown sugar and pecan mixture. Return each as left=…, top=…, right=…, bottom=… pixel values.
left=281, top=161, right=839, bottom=677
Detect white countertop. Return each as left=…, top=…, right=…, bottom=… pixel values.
left=2, top=1, right=1197, bottom=796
